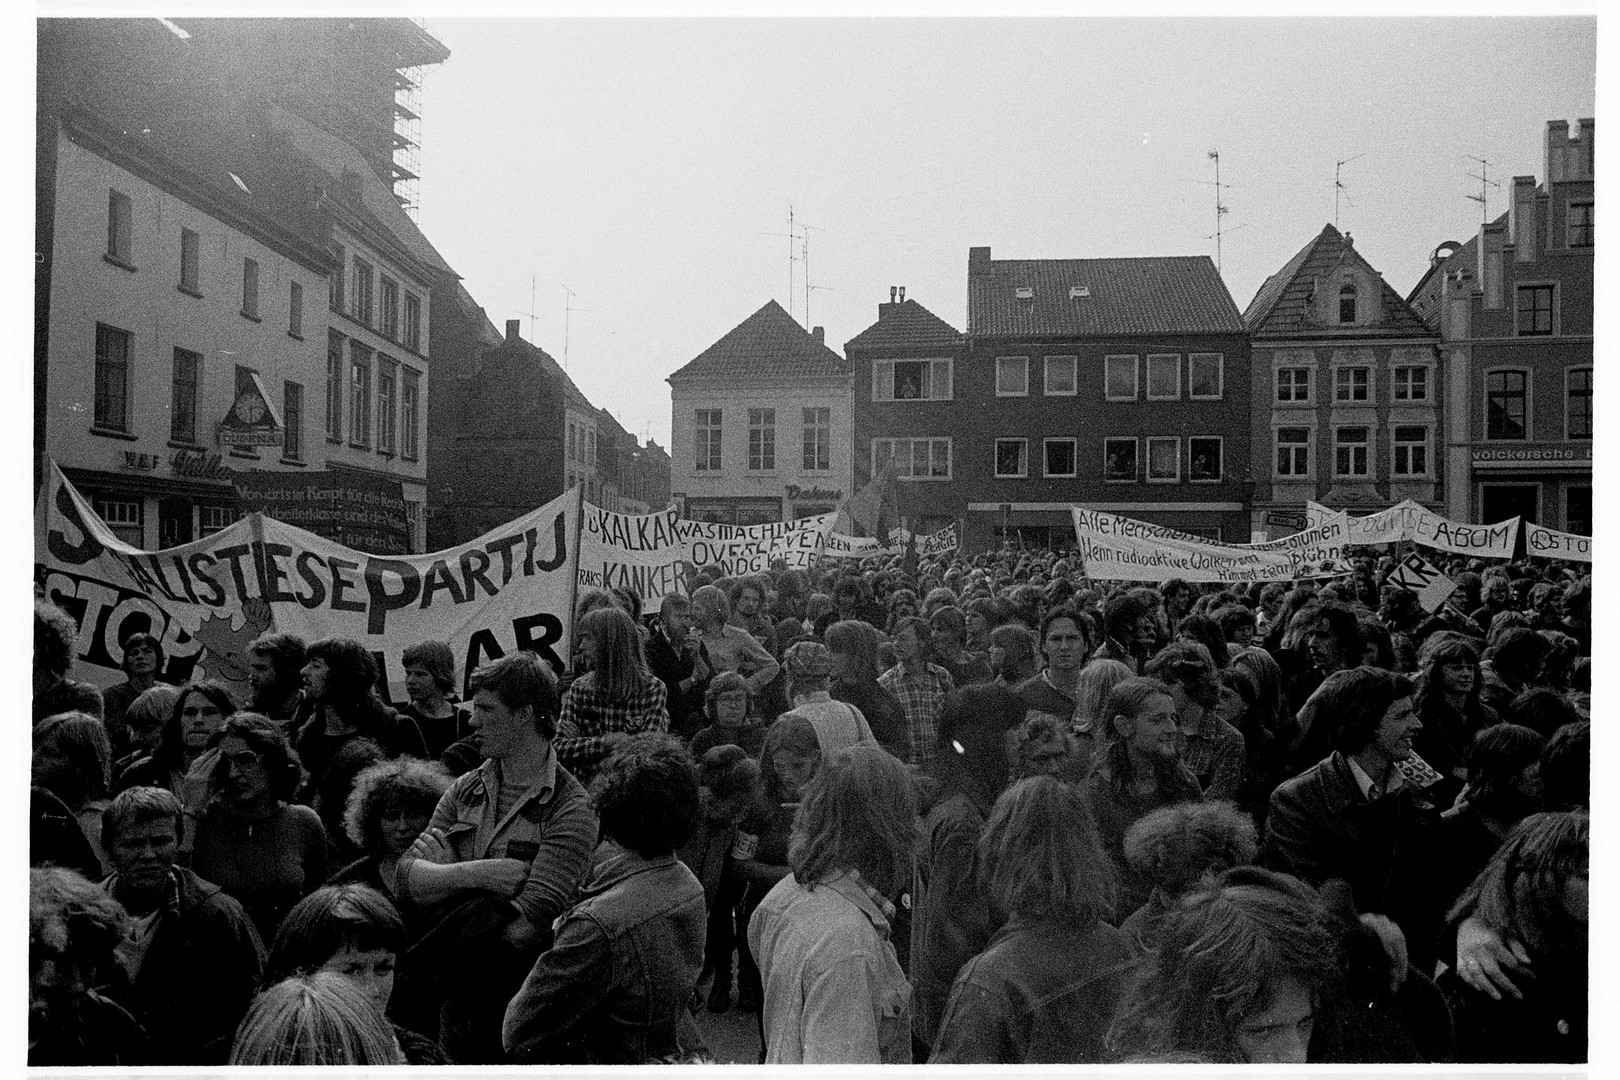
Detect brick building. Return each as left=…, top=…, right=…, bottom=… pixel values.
left=1244, top=224, right=1441, bottom=540
left=1408, top=118, right=1594, bottom=534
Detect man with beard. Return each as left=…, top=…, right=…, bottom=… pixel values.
left=99, top=786, right=265, bottom=1064
left=246, top=633, right=307, bottom=732
left=1264, top=667, right=1445, bottom=974
left=644, top=593, right=711, bottom=739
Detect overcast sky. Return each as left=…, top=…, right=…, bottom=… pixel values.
left=411, top=16, right=1595, bottom=451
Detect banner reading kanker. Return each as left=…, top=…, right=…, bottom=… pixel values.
left=36, top=462, right=580, bottom=704
left=1072, top=506, right=1348, bottom=583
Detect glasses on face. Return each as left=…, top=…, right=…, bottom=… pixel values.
left=716, top=692, right=749, bottom=705
left=221, top=750, right=263, bottom=769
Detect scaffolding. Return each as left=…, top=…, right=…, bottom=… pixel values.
left=393, top=63, right=424, bottom=217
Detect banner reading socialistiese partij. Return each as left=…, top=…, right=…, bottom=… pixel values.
left=36, top=462, right=581, bottom=705
left=1071, top=506, right=1348, bottom=583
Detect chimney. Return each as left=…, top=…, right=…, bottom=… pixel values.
left=506, top=319, right=521, bottom=342
left=898, top=286, right=906, bottom=302
left=1510, top=176, right=1538, bottom=262
left=969, top=246, right=992, bottom=275
left=811, top=326, right=824, bottom=345
left=889, top=286, right=897, bottom=303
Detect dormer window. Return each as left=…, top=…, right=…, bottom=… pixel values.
left=1014, top=286, right=1034, bottom=300
left=1339, top=283, right=1357, bottom=324
left=1069, top=285, right=1090, bottom=299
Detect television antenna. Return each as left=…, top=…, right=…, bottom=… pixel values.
left=562, top=285, right=591, bottom=372
left=1182, top=149, right=1240, bottom=273
left=1333, top=153, right=1368, bottom=228
left=1465, top=156, right=1501, bottom=222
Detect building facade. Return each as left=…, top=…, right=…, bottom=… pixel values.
left=848, top=252, right=1251, bottom=551
left=668, top=301, right=855, bottom=525
left=1244, top=224, right=1441, bottom=540
left=1409, top=118, right=1595, bottom=535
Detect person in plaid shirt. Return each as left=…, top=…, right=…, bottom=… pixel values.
left=555, top=607, right=669, bottom=782
left=1144, top=643, right=1247, bottom=803
left=877, top=616, right=955, bottom=773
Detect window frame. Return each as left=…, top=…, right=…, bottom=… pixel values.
left=872, top=357, right=953, bottom=402
left=93, top=322, right=132, bottom=432
left=381, top=276, right=400, bottom=339
left=1043, top=355, right=1078, bottom=396
left=376, top=360, right=397, bottom=455
left=348, top=342, right=372, bottom=448
left=352, top=257, right=374, bottom=326
left=1188, top=353, right=1224, bottom=400
left=179, top=227, right=200, bottom=294
left=106, top=188, right=133, bottom=266
left=1334, top=425, right=1371, bottom=478
left=993, top=438, right=1028, bottom=479
left=241, top=257, right=260, bottom=319
left=1392, top=364, right=1430, bottom=403
left=1567, top=200, right=1594, bottom=248
left=1188, top=436, right=1224, bottom=483
left=1339, top=283, right=1358, bottom=324
left=1515, top=282, right=1555, bottom=337
left=401, top=370, right=421, bottom=460
left=329, top=246, right=346, bottom=312
left=747, top=407, right=777, bottom=472
left=995, top=356, right=1030, bottom=397
left=1333, top=365, right=1371, bottom=403
left=1103, top=437, right=1139, bottom=483
left=1484, top=368, right=1531, bottom=441
left=289, top=281, right=304, bottom=338
left=326, top=331, right=345, bottom=442
left=871, top=436, right=952, bottom=481
left=1391, top=424, right=1430, bottom=479
left=1275, top=365, right=1313, bottom=404
left=1145, top=435, right=1181, bottom=482
left=1043, top=437, right=1078, bottom=478
left=1274, top=425, right=1312, bottom=479
left=404, top=292, right=422, bottom=351
left=1565, top=367, right=1592, bottom=440
left=801, top=406, right=831, bottom=472
left=1146, top=354, right=1181, bottom=400
left=170, top=346, right=201, bottom=444
left=1104, top=354, right=1140, bottom=401
left=283, top=381, right=304, bottom=462
left=693, top=408, right=722, bottom=472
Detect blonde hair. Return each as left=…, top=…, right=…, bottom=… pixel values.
left=230, top=971, right=404, bottom=1065
left=1074, top=659, right=1135, bottom=732
left=789, top=744, right=917, bottom=896
left=577, top=605, right=652, bottom=699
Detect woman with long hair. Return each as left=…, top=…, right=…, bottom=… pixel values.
left=825, top=619, right=908, bottom=757
left=111, top=684, right=181, bottom=778
left=230, top=971, right=405, bottom=1065
left=1440, top=811, right=1587, bottom=1063
left=1414, top=635, right=1498, bottom=799
left=1175, top=613, right=1230, bottom=671
left=555, top=606, right=670, bottom=782
left=1145, top=643, right=1246, bottom=802
left=1434, top=723, right=1545, bottom=908
left=32, top=712, right=114, bottom=875
left=748, top=745, right=918, bottom=1063
left=931, top=775, right=1130, bottom=1063
left=192, top=713, right=328, bottom=945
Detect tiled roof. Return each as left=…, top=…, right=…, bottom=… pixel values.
left=1243, top=223, right=1433, bottom=337
left=668, top=300, right=848, bottom=382
left=844, top=299, right=963, bottom=352
left=967, top=253, right=1244, bottom=337
left=1406, top=226, right=1488, bottom=329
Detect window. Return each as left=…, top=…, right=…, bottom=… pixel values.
left=1566, top=487, right=1592, bottom=536
left=1339, top=283, right=1357, bottom=324
left=1486, top=370, right=1528, bottom=440
left=996, top=356, right=1029, bottom=396
left=871, top=437, right=951, bottom=480
left=107, top=189, right=133, bottom=264
left=199, top=505, right=236, bottom=535
left=873, top=358, right=952, bottom=401
left=349, top=343, right=372, bottom=446
left=1147, top=354, right=1180, bottom=400
left=1103, top=437, right=1138, bottom=482
left=748, top=408, right=776, bottom=471
left=1044, top=356, right=1077, bottom=396
left=567, top=423, right=576, bottom=462
left=329, top=246, right=345, bottom=311
left=1189, top=437, right=1223, bottom=482
left=694, top=409, right=722, bottom=471
left=1334, top=426, right=1370, bottom=477
left=1276, top=367, right=1311, bottom=403
left=352, top=258, right=373, bottom=325
left=402, top=372, right=420, bottom=460
left=283, top=382, right=303, bottom=461
left=1275, top=427, right=1311, bottom=477
left=94, top=498, right=143, bottom=547
left=1568, top=201, right=1593, bottom=247
left=289, top=281, right=303, bottom=337
left=802, top=407, right=830, bottom=471
left=404, top=292, right=421, bottom=351
left=1393, top=425, right=1428, bottom=477
left=1393, top=365, right=1429, bottom=402
left=1566, top=368, right=1592, bottom=439
left=170, top=347, right=200, bottom=443
left=589, top=429, right=597, bottom=469
left=377, top=363, right=397, bottom=454
left=1516, top=285, right=1553, bottom=336
left=1105, top=355, right=1139, bottom=400
left=94, top=323, right=131, bottom=431
left=994, top=438, right=1027, bottom=478
left=241, top=257, right=259, bottom=318
left=179, top=227, right=200, bottom=293
left=1044, top=438, right=1077, bottom=477
left=1146, top=436, right=1180, bottom=481
left=1189, top=354, right=1224, bottom=399
left=1334, top=366, right=1370, bottom=402
left=326, top=331, right=344, bottom=441
left=381, top=277, right=400, bottom=339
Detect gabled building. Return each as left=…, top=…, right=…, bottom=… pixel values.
left=668, top=300, right=854, bottom=525
left=855, top=249, right=1249, bottom=550
left=1407, top=119, right=1594, bottom=535
left=1243, top=224, right=1441, bottom=540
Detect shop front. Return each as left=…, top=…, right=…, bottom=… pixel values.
left=1470, top=443, right=1592, bottom=534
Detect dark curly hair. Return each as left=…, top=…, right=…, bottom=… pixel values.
left=342, top=757, right=452, bottom=855
left=589, top=733, right=700, bottom=858
left=1462, top=723, right=1546, bottom=820
left=1174, top=613, right=1229, bottom=671
left=1145, top=642, right=1222, bottom=711
left=305, top=638, right=381, bottom=710
left=34, top=597, right=79, bottom=682
left=206, top=712, right=304, bottom=805
left=1310, top=667, right=1415, bottom=754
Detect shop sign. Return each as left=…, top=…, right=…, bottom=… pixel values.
left=217, top=371, right=284, bottom=447
left=785, top=484, right=842, bottom=502
left=121, top=451, right=160, bottom=471
left=1470, top=443, right=1592, bottom=468
left=170, top=448, right=235, bottom=481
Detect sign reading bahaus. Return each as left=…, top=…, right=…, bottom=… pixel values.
left=235, top=471, right=410, bottom=555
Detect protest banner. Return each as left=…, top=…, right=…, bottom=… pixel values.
left=234, top=469, right=410, bottom=555
left=1071, top=506, right=1348, bottom=583
left=821, top=531, right=890, bottom=559
left=578, top=504, right=689, bottom=602
left=675, top=513, right=836, bottom=576
left=895, top=522, right=961, bottom=558
left=36, top=462, right=580, bottom=705
left=1386, top=552, right=1458, bottom=613
left=1524, top=523, right=1593, bottom=563
left=1306, top=499, right=1521, bottom=558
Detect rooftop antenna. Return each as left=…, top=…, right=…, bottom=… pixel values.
left=760, top=206, right=803, bottom=321
left=1334, top=153, right=1367, bottom=229
left=562, top=285, right=591, bottom=372
left=1465, top=156, right=1501, bottom=223
left=1182, top=150, right=1237, bottom=273
left=801, top=222, right=833, bottom=327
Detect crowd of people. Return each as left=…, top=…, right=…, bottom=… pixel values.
left=29, top=543, right=1591, bottom=1065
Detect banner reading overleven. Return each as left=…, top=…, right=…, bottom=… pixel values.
left=1305, top=499, right=1521, bottom=558
left=679, top=513, right=836, bottom=576
left=36, top=463, right=580, bottom=704
left=1072, top=507, right=1348, bottom=582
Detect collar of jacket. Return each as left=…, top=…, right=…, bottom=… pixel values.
left=466, top=744, right=559, bottom=807
left=818, top=870, right=896, bottom=935
left=579, top=846, right=682, bottom=898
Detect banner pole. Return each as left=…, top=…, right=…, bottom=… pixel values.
left=564, top=485, right=586, bottom=673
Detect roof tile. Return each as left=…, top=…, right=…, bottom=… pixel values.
left=1244, top=223, right=1433, bottom=337
left=968, top=254, right=1244, bottom=337
left=844, top=298, right=963, bottom=352
left=668, top=300, right=848, bottom=382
